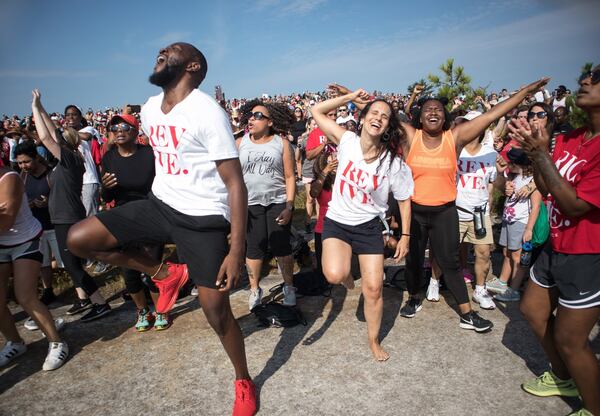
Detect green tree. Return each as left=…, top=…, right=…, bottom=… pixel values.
left=427, top=58, right=472, bottom=102
left=406, top=79, right=434, bottom=97
left=568, top=61, right=594, bottom=128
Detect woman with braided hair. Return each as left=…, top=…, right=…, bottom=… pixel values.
left=236, top=99, right=297, bottom=310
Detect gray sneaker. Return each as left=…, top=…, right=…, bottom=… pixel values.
left=486, top=277, right=508, bottom=294
left=248, top=288, right=263, bottom=311
left=24, top=317, right=66, bottom=332
left=282, top=284, right=297, bottom=306
left=494, top=287, right=521, bottom=302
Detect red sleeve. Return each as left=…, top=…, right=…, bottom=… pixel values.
left=91, top=140, right=102, bottom=166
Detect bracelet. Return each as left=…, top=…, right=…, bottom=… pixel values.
left=401, top=233, right=411, bottom=237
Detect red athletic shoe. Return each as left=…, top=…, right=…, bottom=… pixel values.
left=152, top=263, right=189, bottom=313
left=232, top=379, right=257, bottom=416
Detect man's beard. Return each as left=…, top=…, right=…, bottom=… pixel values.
left=148, top=62, right=184, bottom=87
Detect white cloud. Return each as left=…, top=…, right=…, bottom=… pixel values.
left=148, top=31, right=193, bottom=47
left=253, top=0, right=326, bottom=15
left=0, top=69, right=99, bottom=78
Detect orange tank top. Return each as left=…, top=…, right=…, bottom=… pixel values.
left=405, top=129, right=457, bottom=206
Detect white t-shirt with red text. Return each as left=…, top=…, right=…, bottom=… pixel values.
left=326, top=131, right=414, bottom=226
left=455, top=146, right=497, bottom=221
left=141, top=89, right=239, bottom=220
left=550, top=128, right=600, bottom=254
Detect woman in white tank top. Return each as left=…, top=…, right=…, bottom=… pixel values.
left=0, top=167, right=68, bottom=371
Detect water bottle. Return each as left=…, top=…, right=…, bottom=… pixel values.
left=473, top=206, right=487, bottom=238
left=520, top=242, right=533, bottom=267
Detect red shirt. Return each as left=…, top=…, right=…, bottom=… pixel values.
left=550, top=128, right=600, bottom=254
left=315, top=188, right=332, bottom=234
left=306, top=127, right=327, bottom=152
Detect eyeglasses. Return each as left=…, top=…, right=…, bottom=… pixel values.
left=250, top=111, right=270, bottom=120
left=527, top=111, right=548, bottom=120
left=579, top=69, right=600, bottom=85
left=109, top=123, right=135, bottom=132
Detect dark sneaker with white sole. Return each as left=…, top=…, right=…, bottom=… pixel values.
left=460, top=311, right=493, bottom=332
left=400, top=297, right=423, bottom=318
left=80, top=303, right=112, bottom=322
left=66, top=298, right=92, bottom=315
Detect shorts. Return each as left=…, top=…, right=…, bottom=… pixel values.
left=0, top=238, right=43, bottom=263
left=530, top=244, right=600, bottom=309
left=322, top=217, right=384, bottom=255
left=459, top=214, right=494, bottom=245
left=96, top=194, right=230, bottom=288
left=246, top=203, right=292, bottom=259
left=499, top=220, right=527, bottom=251
left=40, top=229, right=63, bottom=268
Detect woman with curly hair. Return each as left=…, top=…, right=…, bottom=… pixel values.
left=312, top=89, right=413, bottom=361
left=237, top=99, right=297, bottom=310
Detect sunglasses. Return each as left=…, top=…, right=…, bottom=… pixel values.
left=579, top=69, right=600, bottom=85
left=250, top=111, right=269, bottom=121
left=527, top=111, right=548, bottom=120
left=109, top=123, right=135, bottom=132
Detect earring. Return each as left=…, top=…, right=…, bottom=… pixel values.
left=382, top=131, right=390, bottom=142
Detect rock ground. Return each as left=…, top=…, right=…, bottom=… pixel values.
left=2, top=266, right=598, bottom=415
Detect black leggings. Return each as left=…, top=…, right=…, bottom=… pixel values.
left=54, top=223, right=99, bottom=296
left=314, top=232, right=324, bottom=280
left=405, top=202, right=470, bottom=306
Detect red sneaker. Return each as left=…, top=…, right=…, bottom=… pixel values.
left=232, top=379, right=257, bottom=416
left=152, top=263, right=189, bottom=313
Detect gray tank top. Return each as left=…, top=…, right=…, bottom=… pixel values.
left=239, top=133, right=287, bottom=206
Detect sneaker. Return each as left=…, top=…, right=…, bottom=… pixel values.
left=0, top=341, right=27, bottom=367
left=494, top=287, right=521, bottom=302
left=473, top=288, right=496, bottom=310
left=152, top=263, right=189, bottom=313
left=80, top=303, right=112, bottom=322
left=521, top=370, right=579, bottom=397
left=92, top=261, right=111, bottom=275
left=462, top=268, right=474, bottom=283
left=568, top=409, right=593, bottom=416
left=154, top=312, right=171, bottom=331
left=248, top=288, right=263, bottom=311
left=66, top=298, right=92, bottom=315
left=135, top=308, right=154, bottom=332
left=42, top=341, right=68, bottom=371
left=190, top=286, right=198, bottom=297
left=400, top=297, right=423, bottom=318
left=24, top=317, right=66, bottom=332
left=282, top=284, right=297, bottom=306
left=486, top=276, right=508, bottom=294
left=40, top=288, right=56, bottom=305
left=459, top=311, right=493, bottom=332
left=426, top=279, right=440, bottom=302
left=233, top=379, right=257, bottom=416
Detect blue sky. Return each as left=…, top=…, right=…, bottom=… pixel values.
left=1, top=0, right=598, bottom=115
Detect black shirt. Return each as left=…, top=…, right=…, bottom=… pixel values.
left=290, top=120, right=306, bottom=144
left=49, top=147, right=86, bottom=224
left=23, top=169, right=53, bottom=230
left=101, top=145, right=155, bottom=206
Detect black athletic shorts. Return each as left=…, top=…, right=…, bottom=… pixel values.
left=530, top=243, right=600, bottom=309
left=246, top=202, right=292, bottom=259
left=322, top=216, right=384, bottom=255
left=96, top=193, right=230, bottom=288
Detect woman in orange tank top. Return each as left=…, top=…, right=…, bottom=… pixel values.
left=330, top=77, right=550, bottom=332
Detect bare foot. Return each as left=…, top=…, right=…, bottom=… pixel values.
left=369, top=340, right=390, bottom=361
left=342, top=274, right=355, bottom=290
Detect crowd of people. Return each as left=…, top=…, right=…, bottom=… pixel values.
left=0, top=42, right=598, bottom=416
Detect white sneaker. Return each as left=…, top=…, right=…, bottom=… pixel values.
left=473, top=288, right=496, bottom=310
left=25, top=317, right=66, bottom=332
left=190, top=286, right=198, bottom=297
left=0, top=341, right=27, bottom=366
left=282, top=284, right=297, bottom=306
left=426, top=278, right=440, bottom=302
left=248, top=287, right=263, bottom=311
left=42, top=341, right=69, bottom=371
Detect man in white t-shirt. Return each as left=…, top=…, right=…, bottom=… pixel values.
left=67, top=42, right=256, bottom=415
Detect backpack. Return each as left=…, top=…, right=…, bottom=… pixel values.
left=252, top=302, right=307, bottom=328
left=293, top=271, right=331, bottom=297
